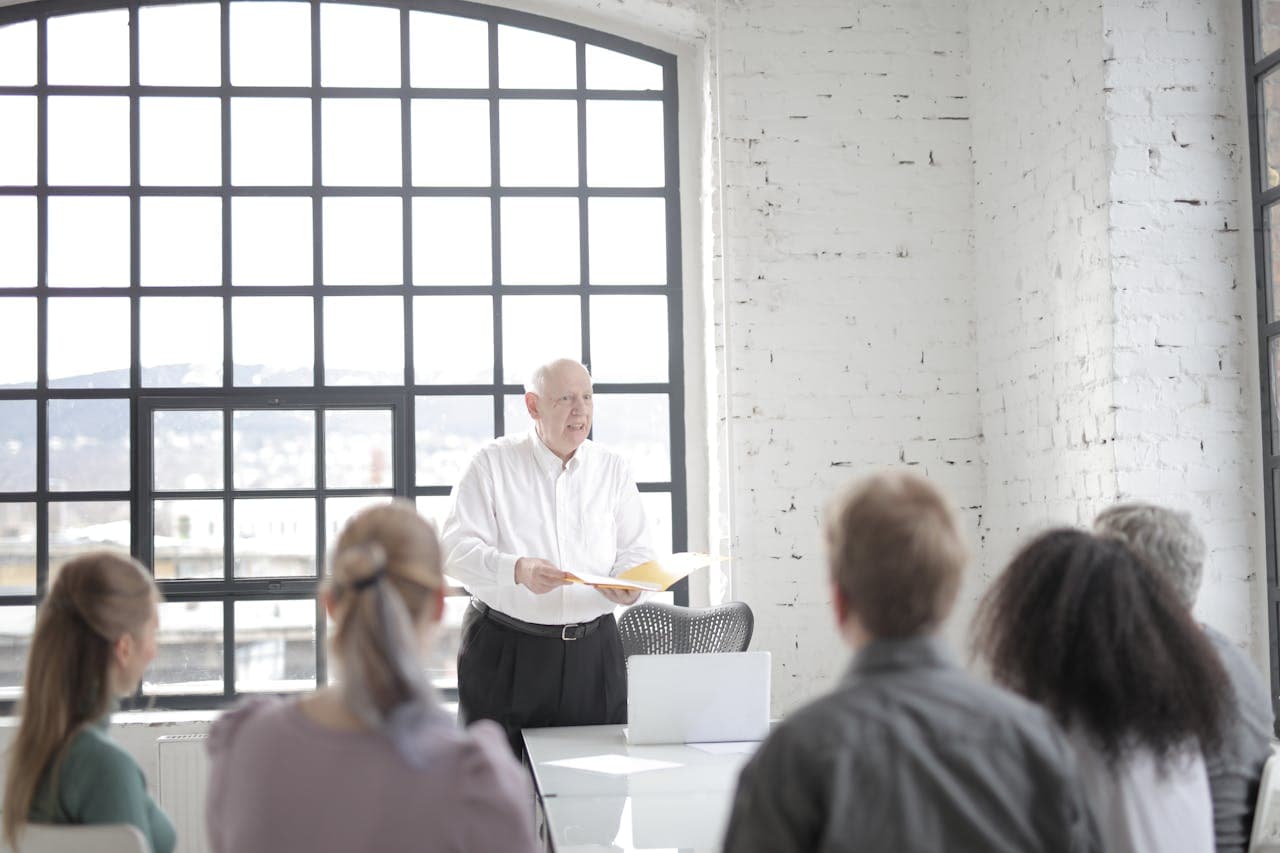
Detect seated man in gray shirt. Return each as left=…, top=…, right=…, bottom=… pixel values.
left=1095, top=503, right=1275, bottom=853
left=722, top=470, right=1100, bottom=853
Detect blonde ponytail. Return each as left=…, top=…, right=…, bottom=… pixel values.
left=325, top=501, right=444, bottom=764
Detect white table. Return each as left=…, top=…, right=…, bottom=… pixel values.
left=523, top=724, right=757, bottom=853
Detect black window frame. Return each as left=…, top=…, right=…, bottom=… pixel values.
left=0, top=0, right=688, bottom=711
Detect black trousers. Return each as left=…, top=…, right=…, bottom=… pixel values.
left=457, top=602, right=627, bottom=758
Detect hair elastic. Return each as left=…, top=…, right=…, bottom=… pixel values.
left=351, top=565, right=388, bottom=592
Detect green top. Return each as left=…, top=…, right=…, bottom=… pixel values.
left=29, top=717, right=176, bottom=853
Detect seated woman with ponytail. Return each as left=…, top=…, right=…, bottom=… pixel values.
left=3, top=551, right=173, bottom=853
left=206, top=500, right=537, bottom=853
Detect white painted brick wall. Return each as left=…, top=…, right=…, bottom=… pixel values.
left=715, top=0, right=984, bottom=713
left=1103, top=0, right=1263, bottom=655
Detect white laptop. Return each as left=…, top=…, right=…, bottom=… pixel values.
left=626, top=652, right=771, bottom=745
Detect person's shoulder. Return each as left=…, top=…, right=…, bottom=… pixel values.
left=454, top=719, right=525, bottom=777
left=62, top=724, right=137, bottom=776
left=208, top=695, right=287, bottom=756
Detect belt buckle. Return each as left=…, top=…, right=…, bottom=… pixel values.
left=561, top=624, right=583, bottom=641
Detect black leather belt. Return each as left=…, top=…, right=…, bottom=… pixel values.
left=470, top=599, right=607, bottom=641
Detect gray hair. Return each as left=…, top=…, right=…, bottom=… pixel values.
left=1093, top=503, right=1206, bottom=610
left=525, top=358, right=590, bottom=396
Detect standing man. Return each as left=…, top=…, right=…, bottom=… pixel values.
left=440, top=357, right=654, bottom=756
left=1094, top=503, right=1274, bottom=853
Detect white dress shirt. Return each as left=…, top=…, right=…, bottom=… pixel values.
left=440, top=429, right=654, bottom=626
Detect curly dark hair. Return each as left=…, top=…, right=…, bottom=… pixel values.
left=972, top=527, right=1229, bottom=767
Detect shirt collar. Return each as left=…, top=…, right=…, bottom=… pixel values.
left=844, top=633, right=954, bottom=681
left=528, top=427, right=589, bottom=476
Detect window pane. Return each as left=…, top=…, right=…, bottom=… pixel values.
left=322, top=198, right=403, bottom=285
left=0, top=198, right=37, bottom=287
left=234, top=599, right=316, bottom=692
left=0, top=21, right=37, bottom=86
left=501, top=295, right=581, bottom=383
left=141, top=98, right=222, bottom=186
left=415, top=396, right=492, bottom=486
left=324, top=296, right=405, bottom=385
left=589, top=197, right=666, bottom=285
left=49, top=501, right=130, bottom=585
left=0, top=299, right=36, bottom=388
left=320, top=4, right=399, bottom=87
left=1268, top=205, right=1280, bottom=324
left=499, top=100, right=577, bottom=187
left=502, top=393, right=532, bottom=437
left=592, top=394, right=670, bottom=482
left=587, top=101, right=664, bottom=187
left=0, top=96, right=36, bottom=185
left=48, top=10, right=129, bottom=86
left=412, top=197, right=491, bottom=285
left=233, top=410, right=315, bottom=490
left=0, top=506, right=35, bottom=595
left=231, top=2, right=311, bottom=86
left=409, top=12, right=488, bottom=88
left=141, top=197, right=222, bottom=287
left=234, top=500, right=316, bottom=579
left=585, top=45, right=663, bottom=91
left=48, top=197, right=130, bottom=288
left=231, top=98, right=313, bottom=186
left=0, top=606, right=36, bottom=699
left=1267, top=67, right=1280, bottom=191
left=141, top=297, right=224, bottom=387
left=146, top=601, right=224, bottom=695
left=1274, top=337, right=1280, bottom=455
left=232, top=197, right=313, bottom=286
left=139, top=3, right=221, bottom=86
left=639, top=491, right=672, bottom=553
left=48, top=398, right=130, bottom=492
left=0, top=402, right=36, bottom=491
left=411, top=100, right=490, bottom=187
left=500, top=198, right=579, bottom=285
left=413, top=295, right=493, bottom=384
left=325, top=410, right=393, bottom=489
left=233, top=297, right=315, bottom=386
left=47, top=297, right=130, bottom=388
left=498, top=26, right=575, bottom=89
left=322, top=99, right=401, bottom=186
left=325, top=495, right=390, bottom=552
left=154, top=410, right=224, bottom=491
left=589, top=295, right=668, bottom=383
left=154, top=499, right=224, bottom=580
left=414, top=494, right=451, bottom=536
left=429, top=595, right=464, bottom=686
left=1262, top=0, right=1280, bottom=58
left=48, top=96, right=129, bottom=186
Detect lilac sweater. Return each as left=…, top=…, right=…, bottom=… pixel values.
left=206, top=697, right=538, bottom=853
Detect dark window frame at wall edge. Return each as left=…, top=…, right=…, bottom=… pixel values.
left=1242, top=0, right=1280, bottom=732
left=0, top=0, right=688, bottom=712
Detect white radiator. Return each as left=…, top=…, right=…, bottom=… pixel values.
left=156, top=734, right=211, bottom=853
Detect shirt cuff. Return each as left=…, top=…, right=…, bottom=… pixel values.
left=498, top=554, right=519, bottom=587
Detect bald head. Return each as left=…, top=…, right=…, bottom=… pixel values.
left=526, top=359, right=591, bottom=397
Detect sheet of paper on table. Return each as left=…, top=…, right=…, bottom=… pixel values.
left=543, top=754, right=684, bottom=775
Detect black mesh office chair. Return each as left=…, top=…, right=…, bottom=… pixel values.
left=617, top=601, right=754, bottom=660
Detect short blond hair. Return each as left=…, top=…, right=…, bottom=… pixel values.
left=824, top=470, right=966, bottom=638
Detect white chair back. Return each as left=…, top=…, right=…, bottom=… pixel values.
left=1250, top=749, right=1280, bottom=852
left=0, top=824, right=149, bottom=853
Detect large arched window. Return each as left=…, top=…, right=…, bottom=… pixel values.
left=0, top=0, right=684, bottom=707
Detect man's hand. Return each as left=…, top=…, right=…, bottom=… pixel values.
left=515, top=557, right=572, bottom=594
left=598, top=587, right=640, bottom=606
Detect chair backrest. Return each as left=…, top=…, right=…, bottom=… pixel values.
left=618, top=601, right=753, bottom=660
left=1249, top=748, right=1280, bottom=852
left=1, top=824, right=149, bottom=853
